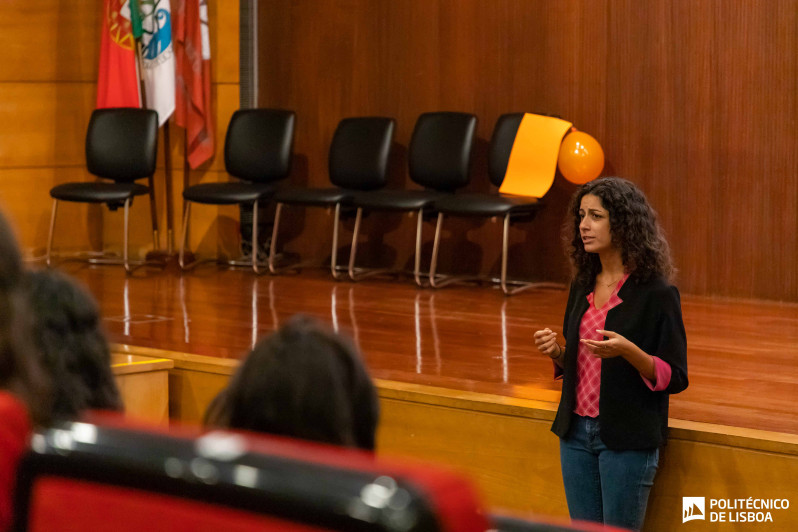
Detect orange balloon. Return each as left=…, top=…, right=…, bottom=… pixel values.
left=557, top=131, right=605, bottom=184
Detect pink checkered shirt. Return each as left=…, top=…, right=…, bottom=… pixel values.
left=574, top=274, right=628, bottom=417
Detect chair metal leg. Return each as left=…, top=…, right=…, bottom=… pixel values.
left=499, top=213, right=524, bottom=294
left=428, top=211, right=485, bottom=289
left=178, top=202, right=192, bottom=270
left=430, top=212, right=521, bottom=291
left=45, top=196, right=163, bottom=273
left=148, top=174, right=159, bottom=248
left=123, top=198, right=132, bottom=273
left=330, top=203, right=346, bottom=280
left=413, top=208, right=428, bottom=287
left=428, top=212, right=444, bottom=288
left=267, top=202, right=283, bottom=274
left=349, top=207, right=422, bottom=282
left=499, top=213, right=565, bottom=295
left=347, top=207, right=363, bottom=280
left=251, top=200, right=266, bottom=274
left=46, top=199, right=58, bottom=268
left=180, top=201, right=251, bottom=272
left=268, top=202, right=347, bottom=277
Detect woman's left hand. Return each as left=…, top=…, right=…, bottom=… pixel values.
left=580, top=329, right=632, bottom=359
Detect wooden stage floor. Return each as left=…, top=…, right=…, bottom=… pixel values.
left=59, top=264, right=798, bottom=437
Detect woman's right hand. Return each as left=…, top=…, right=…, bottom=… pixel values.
left=534, top=328, right=561, bottom=359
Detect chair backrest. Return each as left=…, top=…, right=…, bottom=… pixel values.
left=85, top=108, right=159, bottom=183
left=488, top=113, right=525, bottom=188
left=14, top=417, right=489, bottom=532
left=408, top=112, right=477, bottom=192
left=225, top=109, right=296, bottom=183
left=329, top=117, right=395, bottom=191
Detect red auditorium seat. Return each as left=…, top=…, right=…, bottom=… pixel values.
left=12, top=415, right=489, bottom=532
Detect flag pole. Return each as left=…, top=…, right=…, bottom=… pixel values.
left=181, top=127, right=194, bottom=264
left=134, top=39, right=162, bottom=253
left=163, top=121, right=175, bottom=255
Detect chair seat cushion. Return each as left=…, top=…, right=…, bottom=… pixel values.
left=351, top=189, right=449, bottom=211
left=183, top=182, right=278, bottom=205
left=50, top=182, right=149, bottom=203
left=274, top=187, right=356, bottom=207
left=433, top=193, right=541, bottom=216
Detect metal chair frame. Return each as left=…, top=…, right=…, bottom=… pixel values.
left=346, top=112, right=477, bottom=285
left=425, top=112, right=567, bottom=295
left=427, top=210, right=563, bottom=295
left=45, top=108, right=162, bottom=274
left=269, top=117, right=395, bottom=279
left=179, top=200, right=268, bottom=274
left=178, top=109, right=295, bottom=275
left=268, top=202, right=350, bottom=278
left=347, top=206, right=436, bottom=286
left=45, top=196, right=161, bottom=274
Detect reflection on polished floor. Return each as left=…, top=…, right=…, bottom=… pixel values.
left=61, top=264, right=798, bottom=436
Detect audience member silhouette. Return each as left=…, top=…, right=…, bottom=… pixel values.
left=205, top=315, right=379, bottom=450
left=0, top=210, right=50, bottom=530
left=27, top=269, right=122, bottom=422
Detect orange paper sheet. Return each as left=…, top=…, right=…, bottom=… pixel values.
left=498, top=113, right=572, bottom=198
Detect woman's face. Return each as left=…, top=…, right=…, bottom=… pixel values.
left=578, top=194, right=614, bottom=254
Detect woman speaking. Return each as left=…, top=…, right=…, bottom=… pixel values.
left=534, top=177, right=688, bottom=531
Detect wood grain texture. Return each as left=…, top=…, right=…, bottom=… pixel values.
left=0, top=1, right=100, bottom=83
left=210, top=0, right=240, bottom=84
left=112, top=338, right=798, bottom=529
left=83, top=267, right=796, bottom=530
left=0, top=0, right=241, bottom=258
left=0, top=83, right=93, bottom=168
left=0, top=167, right=100, bottom=256
left=258, top=0, right=798, bottom=301
left=57, top=266, right=798, bottom=437
left=114, top=370, right=170, bottom=424
left=111, top=354, right=173, bottom=424
left=377, top=389, right=798, bottom=530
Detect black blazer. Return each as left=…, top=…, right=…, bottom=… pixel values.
left=551, top=275, right=688, bottom=450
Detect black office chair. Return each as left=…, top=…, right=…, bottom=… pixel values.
left=46, top=108, right=160, bottom=273
left=179, top=109, right=295, bottom=274
left=268, top=117, right=395, bottom=278
left=347, top=112, right=477, bottom=285
left=428, top=113, right=560, bottom=295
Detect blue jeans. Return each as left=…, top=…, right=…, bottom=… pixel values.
left=559, top=415, right=659, bottom=531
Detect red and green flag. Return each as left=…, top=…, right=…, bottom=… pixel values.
left=97, top=0, right=142, bottom=108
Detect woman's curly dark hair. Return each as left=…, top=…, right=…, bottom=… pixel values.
left=27, top=270, right=123, bottom=422
left=0, top=211, right=52, bottom=426
left=563, top=177, right=674, bottom=287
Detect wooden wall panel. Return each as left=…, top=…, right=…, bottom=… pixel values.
left=211, top=0, right=240, bottom=84
left=0, top=167, right=100, bottom=255
left=259, top=0, right=798, bottom=301
left=377, top=388, right=798, bottom=531
left=0, top=0, right=240, bottom=259
left=0, top=1, right=99, bottom=82
left=0, top=1, right=98, bottom=253
left=0, top=83, right=92, bottom=168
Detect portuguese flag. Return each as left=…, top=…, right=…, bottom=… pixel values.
left=97, top=0, right=142, bottom=108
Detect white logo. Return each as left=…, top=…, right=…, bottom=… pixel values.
left=683, top=497, right=706, bottom=523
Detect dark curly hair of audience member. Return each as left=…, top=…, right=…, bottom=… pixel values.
left=26, top=270, right=122, bottom=422
left=563, top=177, right=674, bottom=287
left=205, top=315, right=379, bottom=451
left=0, top=212, right=51, bottom=426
